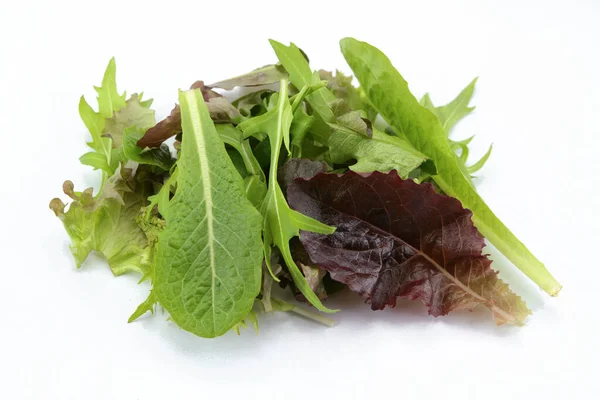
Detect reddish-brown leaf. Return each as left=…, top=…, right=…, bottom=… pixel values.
left=287, top=171, right=530, bottom=325
left=136, top=81, right=236, bottom=148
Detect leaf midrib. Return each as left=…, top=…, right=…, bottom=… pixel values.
left=185, top=91, right=218, bottom=336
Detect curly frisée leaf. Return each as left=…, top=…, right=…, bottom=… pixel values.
left=49, top=166, right=154, bottom=276
left=288, top=171, right=531, bottom=325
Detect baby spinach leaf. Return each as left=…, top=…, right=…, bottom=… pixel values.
left=153, top=88, right=264, bottom=338
left=238, top=79, right=337, bottom=313
left=340, top=37, right=561, bottom=296
left=288, top=171, right=531, bottom=325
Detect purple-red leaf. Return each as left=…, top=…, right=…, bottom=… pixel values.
left=287, top=171, right=530, bottom=325
left=136, top=81, right=233, bottom=148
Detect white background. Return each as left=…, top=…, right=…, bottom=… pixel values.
left=1, top=0, right=599, bottom=399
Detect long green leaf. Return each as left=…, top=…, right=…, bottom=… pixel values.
left=340, top=37, right=561, bottom=296
left=269, top=40, right=335, bottom=144
left=238, top=79, right=337, bottom=313
left=154, top=89, right=264, bottom=338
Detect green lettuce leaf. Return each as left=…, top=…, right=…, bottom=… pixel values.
left=319, top=69, right=377, bottom=120
left=102, top=93, right=155, bottom=149
left=78, top=58, right=127, bottom=182
left=49, top=166, right=154, bottom=276
left=330, top=127, right=427, bottom=177
left=327, top=98, right=373, bottom=138
left=153, top=89, right=264, bottom=338
left=340, top=37, right=561, bottom=296
left=79, top=59, right=163, bottom=183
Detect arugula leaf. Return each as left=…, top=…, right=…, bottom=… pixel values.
left=153, top=88, right=264, bottom=338
left=269, top=40, right=335, bottom=144
left=290, top=105, right=314, bottom=157
left=340, top=37, right=561, bottom=296
left=287, top=82, right=330, bottom=157
left=421, top=78, right=476, bottom=134
left=289, top=171, right=531, bottom=325
left=420, top=78, right=493, bottom=181
left=330, top=127, right=427, bottom=177
left=238, top=79, right=337, bottom=313
left=49, top=166, right=154, bottom=276
left=232, top=89, right=274, bottom=117
left=467, top=144, right=493, bottom=174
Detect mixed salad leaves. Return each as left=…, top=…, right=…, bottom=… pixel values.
left=50, top=38, right=560, bottom=338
